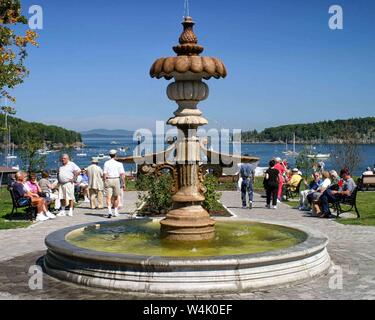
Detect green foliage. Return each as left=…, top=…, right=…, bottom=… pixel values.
left=203, top=174, right=222, bottom=211
left=0, top=114, right=82, bottom=146
left=136, top=173, right=223, bottom=215
left=242, top=117, right=375, bottom=143
left=296, top=148, right=315, bottom=179
left=19, top=139, right=46, bottom=174
left=136, top=174, right=173, bottom=215
left=1, top=0, right=38, bottom=101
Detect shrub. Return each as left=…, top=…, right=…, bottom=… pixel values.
left=136, top=174, right=173, bottom=215
left=203, top=174, right=222, bottom=212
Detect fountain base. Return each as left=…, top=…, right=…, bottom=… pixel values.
left=160, top=205, right=215, bottom=241
left=44, top=219, right=331, bottom=295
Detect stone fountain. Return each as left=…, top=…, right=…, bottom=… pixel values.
left=43, top=16, right=331, bottom=295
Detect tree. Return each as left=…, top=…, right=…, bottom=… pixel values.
left=296, top=148, right=315, bottom=179
left=333, top=124, right=362, bottom=175
left=1, top=0, right=38, bottom=102
left=19, top=139, right=46, bottom=174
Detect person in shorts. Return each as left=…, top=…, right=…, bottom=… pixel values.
left=57, top=154, right=80, bottom=217
left=103, top=150, right=126, bottom=218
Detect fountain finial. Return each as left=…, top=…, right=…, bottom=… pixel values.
left=173, top=16, right=204, bottom=56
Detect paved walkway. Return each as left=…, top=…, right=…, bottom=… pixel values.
left=1, top=191, right=375, bottom=300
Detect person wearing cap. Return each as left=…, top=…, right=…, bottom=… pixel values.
left=103, top=150, right=126, bottom=218
left=286, top=168, right=303, bottom=192
left=86, top=157, right=104, bottom=209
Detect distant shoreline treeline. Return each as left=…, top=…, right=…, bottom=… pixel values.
left=0, top=114, right=82, bottom=147
left=241, top=117, right=375, bottom=144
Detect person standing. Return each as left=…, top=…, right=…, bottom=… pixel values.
left=239, top=162, right=256, bottom=209
left=264, top=160, right=280, bottom=209
left=56, top=154, right=80, bottom=217
left=274, top=157, right=286, bottom=202
left=103, top=150, right=126, bottom=218
left=86, top=158, right=104, bottom=209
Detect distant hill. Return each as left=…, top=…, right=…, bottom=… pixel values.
left=242, top=117, right=375, bottom=144
left=81, top=129, right=134, bottom=138
left=0, top=114, right=82, bottom=147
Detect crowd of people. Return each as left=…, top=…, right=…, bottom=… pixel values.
left=10, top=149, right=126, bottom=223
left=240, top=157, right=361, bottom=219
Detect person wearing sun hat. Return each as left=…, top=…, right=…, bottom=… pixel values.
left=103, top=150, right=126, bottom=218
left=287, top=168, right=303, bottom=192
left=86, top=157, right=104, bottom=209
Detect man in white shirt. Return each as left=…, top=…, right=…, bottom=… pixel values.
left=57, top=154, right=80, bottom=217
left=103, top=150, right=126, bottom=218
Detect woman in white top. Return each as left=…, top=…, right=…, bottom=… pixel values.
left=307, top=171, right=331, bottom=204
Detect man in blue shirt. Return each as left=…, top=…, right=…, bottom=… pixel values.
left=239, top=162, right=256, bottom=209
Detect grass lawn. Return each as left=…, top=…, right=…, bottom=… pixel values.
left=336, top=192, right=375, bottom=226
left=0, top=188, right=32, bottom=230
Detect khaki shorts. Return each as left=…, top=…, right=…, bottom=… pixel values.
left=58, top=182, right=75, bottom=201
left=105, top=179, right=121, bottom=198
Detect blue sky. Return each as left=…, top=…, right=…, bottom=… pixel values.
left=8, top=0, right=375, bottom=131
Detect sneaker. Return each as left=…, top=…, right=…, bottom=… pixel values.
left=104, top=213, right=112, bottom=219
left=242, top=206, right=247, bottom=209
left=45, top=211, right=56, bottom=219
left=272, top=205, right=277, bottom=210
left=277, top=199, right=281, bottom=204
left=249, top=202, right=253, bottom=209
left=67, top=210, right=74, bottom=217
left=84, top=197, right=90, bottom=203
left=265, top=204, right=270, bottom=209
left=36, top=214, right=49, bottom=222
left=57, top=210, right=66, bottom=217
left=114, top=210, right=120, bottom=217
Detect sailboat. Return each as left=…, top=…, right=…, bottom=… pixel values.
left=283, top=133, right=299, bottom=157
left=5, top=127, right=17, bottom=160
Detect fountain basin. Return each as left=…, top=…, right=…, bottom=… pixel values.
left=44, top=219, right=331, bottom=294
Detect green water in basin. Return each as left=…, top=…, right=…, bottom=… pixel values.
left=67, top=220, right=307, bottom=257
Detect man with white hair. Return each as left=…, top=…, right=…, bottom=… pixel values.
left=103, top=150, right=126, bottom=218
left=57, top=154, right=80, bottom=217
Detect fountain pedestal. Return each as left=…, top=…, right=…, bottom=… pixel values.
left=149, top=17, right=228, bottom=241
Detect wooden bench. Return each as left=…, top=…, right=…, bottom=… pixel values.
left=8, top=186, right=36, bottom=220
left=358, top=175, right=375, bottom=191
left=333, top=187, right=360, bottom=218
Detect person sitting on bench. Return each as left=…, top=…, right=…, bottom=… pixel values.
left=319, top=168, right=357, bottom=219
left=13, top=171, right=55, bottom=222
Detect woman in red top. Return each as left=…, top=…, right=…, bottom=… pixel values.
left=274, top=157, right=286, bottom=201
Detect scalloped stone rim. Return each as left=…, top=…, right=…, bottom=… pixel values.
left=150, top=56, right=227, bottom=80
